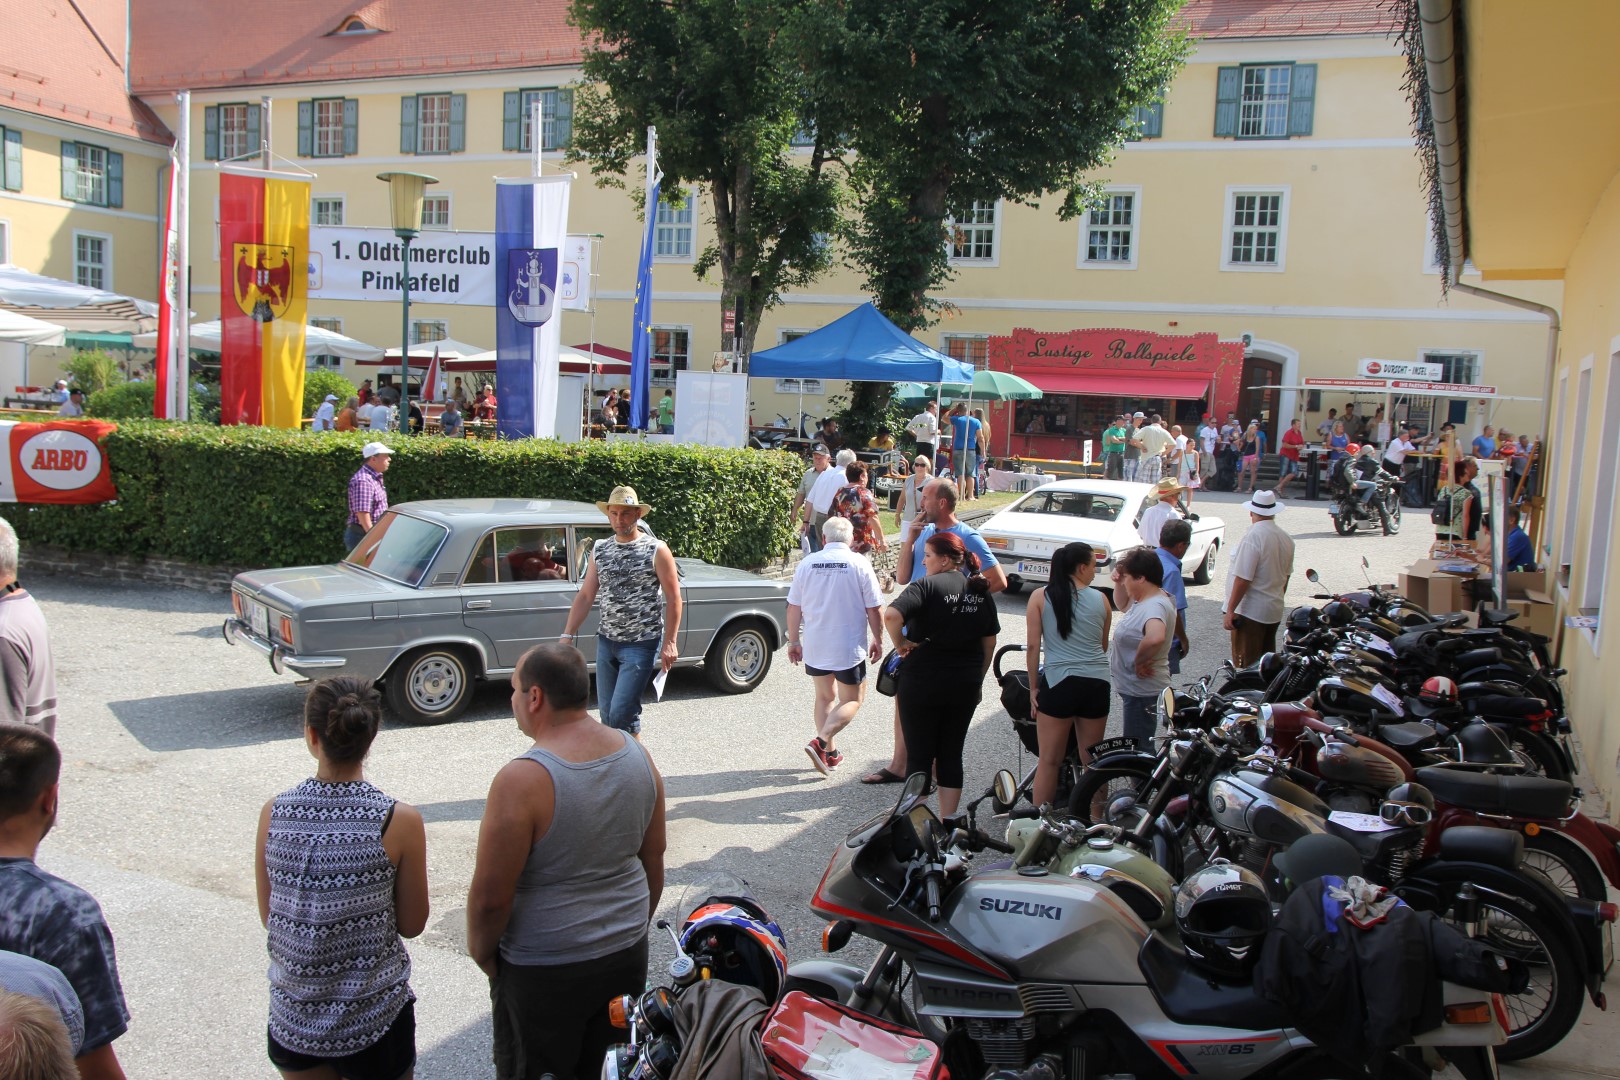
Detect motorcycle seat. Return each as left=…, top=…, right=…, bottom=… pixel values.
left=1376, top=721, right=1441, bottom=749
left=1137, top=934, right=1289, bottom=1032
left=1404, top=697, right=1459, bottom=722
left=1454, top=647, right=1504, bottom=670
left=1478, top=608, right=1520, bottom=628
left=1414, top=766, right=1573, bottom=820
left=1467, top=694, right=1548, bottom=720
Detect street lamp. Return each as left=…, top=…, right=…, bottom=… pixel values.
left=376, top=170, right=438, bottom=432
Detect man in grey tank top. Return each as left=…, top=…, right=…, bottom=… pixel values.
left=561, top=486, right=683, bottom=735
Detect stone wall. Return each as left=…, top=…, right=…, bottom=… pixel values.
left=22, top=544, right=248, bottom=594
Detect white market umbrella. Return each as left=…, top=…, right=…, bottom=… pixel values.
left=0, top=309, right=67, bottom=346
left=379, top=337, right=488, bottom=360
left=133, top=320, right=386, bottom=361
left=0, top=263, right=159, bottom=332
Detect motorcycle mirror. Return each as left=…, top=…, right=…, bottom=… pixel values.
left=990, top=770, right=1018, bottom=813
left=1305, top=568, right=1321, bottom=584
left=1156, top=686, right=1176, bottom=730
left=898, top=771, right=931, bottom=810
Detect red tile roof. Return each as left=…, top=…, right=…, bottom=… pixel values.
left=1174, top=0, right=1402, bottom=39
left=1, top=0, right=171, bottom=145
left=129, top=0, right=586, bottom=92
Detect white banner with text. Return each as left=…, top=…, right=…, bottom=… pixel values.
left=306, top=227, right=591, bottom=310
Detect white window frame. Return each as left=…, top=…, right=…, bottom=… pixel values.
left=1238, top=64, right=1292, bottom=139
left=1584, top=344, right=1620, bottom=648
left=520, top=88, right=572, bottom=152
left=1559, top=358, right=1593, bottom=586
left=411, top=319, right=449, bottom=344
left=941, top=333, right=991, bottom=370
left=947, top=200, right=1000, bottom=266
left=420, top=193, right=451, bottom=230
left=72, top=230, right=111, bottom=291
left=773, top=330, right=821, bottom=393
left=654, top=190, right=696, bottom=262
left=1222, top=186, right=1289, bottom=273
left=1077, top=185, right=1141, bottom=270
left=218, top=103, right=252, bottom=162
left=312, top=98, right=346, bottom=159
left=309, top=316, right=343, bottom=333
left=416, top=93, right=452, bottom=155
left=312, top=195, right=345, bottom=227
left=0, top=219, right=9, bottom=265
left=71, top=142, right=108, bottom=206
left=649, top=324, right=692, bottom=385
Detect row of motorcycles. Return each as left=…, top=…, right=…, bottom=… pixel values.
left=602, top=562, right=1613, bottom=1080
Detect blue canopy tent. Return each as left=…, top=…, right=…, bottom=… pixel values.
left=749, top=303, right=975, bottom=439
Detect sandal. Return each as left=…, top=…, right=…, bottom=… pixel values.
left=860, top=768, right=904, bottom=785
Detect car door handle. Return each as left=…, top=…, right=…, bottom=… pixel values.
left=465, top=600, right=492, bottom=610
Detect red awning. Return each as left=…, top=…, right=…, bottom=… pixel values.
left=1023, top=370, right=1212, bottom=400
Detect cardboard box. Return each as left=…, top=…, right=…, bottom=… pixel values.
left=1401, top=558, right=1477, bottom=615
left=1522, top=588, right=1557, bottom=638
left=1504, top=570, right=1547, bottom=600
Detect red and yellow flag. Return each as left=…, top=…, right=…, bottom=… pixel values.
left=218, top=170, right=309, bottom=428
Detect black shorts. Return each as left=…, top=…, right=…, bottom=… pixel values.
left=805, top=661, right=867, bottom=685
left=1036, top=674, right=1111, bottom=719
left=268, top=999, right=415, bottom=1080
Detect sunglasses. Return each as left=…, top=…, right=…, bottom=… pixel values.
left=1380, top=802, right=1433, bottom=828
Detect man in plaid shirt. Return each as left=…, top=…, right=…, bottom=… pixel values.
left=345, top=442, right=392, bottom=551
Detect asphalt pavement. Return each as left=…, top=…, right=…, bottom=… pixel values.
left=25, top=487, right=1614, bottom=1077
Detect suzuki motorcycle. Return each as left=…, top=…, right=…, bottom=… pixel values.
left=798, top=771, right=1510, bottom=1080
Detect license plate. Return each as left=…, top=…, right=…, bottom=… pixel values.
left=247, top=599, right=269, bottom=639
left=1087, top=736, right=1142, bottom=757
left=1017, top=560, right=1050, bottom=577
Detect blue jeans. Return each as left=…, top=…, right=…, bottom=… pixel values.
left=1119, top=693, right=1159, bottom=747
left=344, top=523, right=367, bottom=552
left=596, top=636, right=660, bottom=734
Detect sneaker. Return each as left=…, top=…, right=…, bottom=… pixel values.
left=804, top=738, right=831, bottom=776
left=824, top=747, right=844, bottom=769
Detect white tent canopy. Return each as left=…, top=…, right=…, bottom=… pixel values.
left=376, top=338, right=488, bottom=361
left=0, top=309, right=67, bottom=346
left=0, top=264, right=159, bottom=332
left=132, top=320, right=385, bottom=361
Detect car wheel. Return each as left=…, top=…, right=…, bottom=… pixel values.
left=705, top=619, right=773, bottom=694
left=385, top=646, right=475, bottom=723
left=1192, top=542, right=1217, bottom=586
left=1003, top=576, right=1024, bottom=595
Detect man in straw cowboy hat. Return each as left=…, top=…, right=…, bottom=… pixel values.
left=1136, top=477, right=1186, bottom=550
left=561, top=487, right=682, bottom=735
left=1222, top=489, right=1295, bottom=667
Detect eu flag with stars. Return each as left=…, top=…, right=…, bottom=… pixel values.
left=628, top=173, right=661, bottom=432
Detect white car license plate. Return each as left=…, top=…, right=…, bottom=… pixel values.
left=1017, top=560, right=1050, bottom=578
left=247, top=600, right=269, bottom=639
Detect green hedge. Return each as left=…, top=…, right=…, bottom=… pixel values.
left=8, top=423, right=802, bottom=570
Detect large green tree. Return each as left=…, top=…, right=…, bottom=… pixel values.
left=567, top=0, right=844, bottom=360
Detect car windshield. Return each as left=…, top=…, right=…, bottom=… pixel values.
left=344, top=512, right=448, bottom=587
left=1008, top=490, right=1124, bottom=522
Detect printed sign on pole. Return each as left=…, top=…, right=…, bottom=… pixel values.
left=0, top=421, right=118, bottom=504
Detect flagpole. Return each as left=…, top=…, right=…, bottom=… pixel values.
left=175, top=90, right=191, bottom=421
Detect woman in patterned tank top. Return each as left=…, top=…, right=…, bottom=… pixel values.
left=256, top=677, right=429, bottom=1079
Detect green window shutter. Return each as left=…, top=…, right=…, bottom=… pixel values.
left=399, top=96, right=417, bottom=154
left=502, top=91, right=521, bottom=151
left=1214, top=66, right=1240, bottom=137
left=2, top=129, right=20, bottom=192
left=245, top=104, right=261, bottom=159
left=554, top=89, right=573, bottom=149
left=1288, top=63, right=1317, bottom=137
left=106, top=151, right=123, bottom=208
left=448, top=93, right=466, bottom=153
left=203, top=105, right=219, bottom=160
left=342, top=99, right=359, bottom=155
left=60, top=141, right=78, bottom=200
left=296, top=101, right=313, bottom=156
left=1136, top=101, right=1163, bottom=139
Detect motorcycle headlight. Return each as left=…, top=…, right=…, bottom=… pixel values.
left=1168, top=739, right=1195, bottom=770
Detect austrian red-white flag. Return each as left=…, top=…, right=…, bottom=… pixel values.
left=154, top=156, right=181, bottom=418
left=422, top=346, right=441, bottom=403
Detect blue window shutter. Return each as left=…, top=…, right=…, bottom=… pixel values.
left=1214, top=66, right=1240, bottom=137
left=2, top=129, right=20, bottom=192
left=502, top=91, right=521, bottom=151
left=1288, top=64, right=1317, bottom=137
left=106, top=151, right=123, bottom=207
left=203, top=105, right=219, bottom=160
left=400, top=96, right=417, bottom=154
left=342, top=99, right=359, bottom=155
left=60, top=141, right=77, bottom=200
left=449, top=94, right=466, bottom=153
left=245, top=104, right=261, bottom=159
left=296, top=101, right=313, bottom=156
left=1136, top=101, right=1163, bottom=139
left=554, top=89, right=573, bottom=148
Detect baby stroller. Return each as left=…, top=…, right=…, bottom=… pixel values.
left=994, top=644, right=1080, bottom=810
left=1211, top=445, right=1239, bottom=492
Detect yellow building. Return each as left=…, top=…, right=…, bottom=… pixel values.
left=1412, top=0, right=1620, bottom=807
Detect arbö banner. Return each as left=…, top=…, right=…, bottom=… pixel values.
left=307, top=227, right=591, bottom=310
left=0, top=420, right=118, bottom=504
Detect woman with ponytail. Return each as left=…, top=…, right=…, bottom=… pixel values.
left=255, top=676, right=428, bottom=1079
left=1025, top=542, right=1111, bottom=808
left=883, top=529, right=1000, bottom=819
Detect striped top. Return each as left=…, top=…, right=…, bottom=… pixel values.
left=264, top=779, right=413, bottom=1057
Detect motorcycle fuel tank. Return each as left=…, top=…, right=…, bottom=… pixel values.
left=1208, top=771, right=1329, bottom=846
left=1316, top=740, right=1407, bottom=788
left=943, top=868, right=1149, bottom=984
left=1005, top=822, right=1177, bottom=929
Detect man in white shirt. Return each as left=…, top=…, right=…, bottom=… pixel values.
left=1383, top=424, right=1416, bottom=475
left=312, top=393, right=338, bottom=431
left=1197, top=415, right=1219, bottom=484
left=1134, top=416, right=1174, bottom=485
left=793, top=444, right=834, bottom=553
left=354, top=398, right=375, bottom=430
left=57, top=390, right=84, bottom=418
left=1137, top=478, right=1185, bottom=549
left=366, top=396, right=394, bottom=431
left=1223, top=490, right=1295, bottom=666
left=906, top=401, right=940, bottom=468
left=786, top=516, right=884, bottom=775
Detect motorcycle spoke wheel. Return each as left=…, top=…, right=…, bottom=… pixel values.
left=1445, top=897, right=1583, bottom=1061
left=1067, top=764, right=1155, bottom=830
left=1522, top=831, right=1608, bottom=901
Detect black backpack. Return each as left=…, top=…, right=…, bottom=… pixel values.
left=1430, top=488, right=1459, bottom=527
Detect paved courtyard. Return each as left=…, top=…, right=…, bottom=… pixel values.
left=26, top=488, right=1615, bottom=1076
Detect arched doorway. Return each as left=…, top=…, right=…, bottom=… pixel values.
left=1238, top=355, right=1283, bottom=447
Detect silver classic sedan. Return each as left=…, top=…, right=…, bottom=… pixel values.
left=223, top=498, right=790, bottom=722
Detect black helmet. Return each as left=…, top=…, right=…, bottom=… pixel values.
left=1286, top=606, right=1321, bottom=634
left=1384, top=782, right=1436, bottom=812
left=1448, top=722, right=1518, bottom=769
left=1321, top=601, right=1355, bottom=628
left=1256, top=651, right=1285, bottom=685
left=1274, top=834, right=1363, bottom=889
left=1174, top=860, right=1272, bottom=980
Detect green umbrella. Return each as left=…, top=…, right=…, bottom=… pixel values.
left=895, top=369, right=1043, bottom=403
